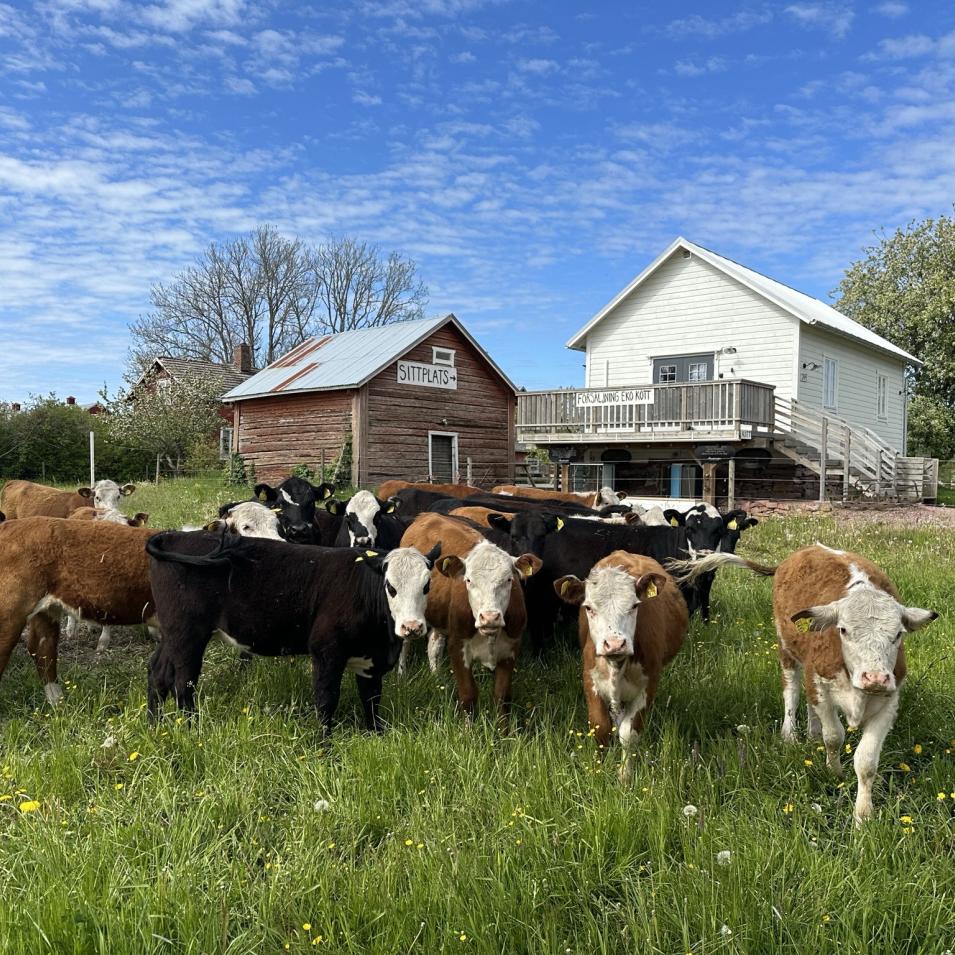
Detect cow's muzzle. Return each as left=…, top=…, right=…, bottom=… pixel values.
left=398, top=619, right=427, bottom=639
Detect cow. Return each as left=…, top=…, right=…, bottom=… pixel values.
left=0, top=479, right=136, bottom=519
left=208, top=501, right=285, bottom=539
left=555, top=551, right=688, bottom=781
left=252, top=477, right=335, bottom=543
left=0, top=518, right=158, bottom=703
left=400, top=513, right=541, bottom=725
left=68, top=506, right=149, bottom=527
left=145, top=532, right=441, bottom=733
left=672, top=544, right=937, bottom=823
left=377, top=480, right=484, bottom=501
left=492, top=485, right=625, bottom=508
left=334, top=490, right=407, bottom=548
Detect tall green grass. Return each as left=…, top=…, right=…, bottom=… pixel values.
left=0, top=481, right=952, bottom=953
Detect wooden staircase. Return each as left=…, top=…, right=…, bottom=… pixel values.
left=773, top=397, right=901, bottom=499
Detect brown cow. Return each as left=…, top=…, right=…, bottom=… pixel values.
left=377, top=480, right=484, bottom=501
left=0, top=517, right=158, bottom=703
left=0, top=479, right=136, bottom=519
left=400, top=513, right=541, bottom=725
left=492, top=484, right=625, bottom=508
left=556, top=551, right=688, bottom=781
left=673, top=544, right=937, bottom=823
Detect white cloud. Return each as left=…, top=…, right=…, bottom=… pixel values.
left=665, top=10, right=772, bottom=39
left=450, top=50, right=475, bottom=63
left=874, top=1, right=908, bottom=16
left=516, top=57, right=558, bottom=74
left=674, top=56, right=728, bottom=78
left=353, top=90, right=382, bottom=105
left=784, top=3, right=854, bottom=38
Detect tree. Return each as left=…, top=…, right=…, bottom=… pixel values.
left=836, top=215, right=955, bottom=458
left=129, top=228, right=428, bottom=377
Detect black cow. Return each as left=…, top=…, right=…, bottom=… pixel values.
left=252, top=477, right=335, bottom=543
left=146, top=531, right=441, bottom=732
left=393, top=487, right=627, bottom=520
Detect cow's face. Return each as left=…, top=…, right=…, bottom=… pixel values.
left=792, top=588, right=936, bottom=693
left=717, top=510, right=758, bottom=554
left=254, top=477, right=334, bottom=542
left=364, top=543, right=441, bottom=639
left=594, top=486, right=625, bottom=507
left=344, top=491, right=396, bottom=547
left=209, top=501, right=284, bottom=540
left=555, top=566, right=665, bottom=659
left=437, top=541, right=541, bottom=635
left=680, top=508, right=725, bottom=558
left=488, top=510, right=562, bottom=557
left=86, top=480, right=135, bottom=510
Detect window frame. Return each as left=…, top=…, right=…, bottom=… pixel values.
left=432, top=346, right=456, bottom=367
left=219, top=425, right=234, bottom=460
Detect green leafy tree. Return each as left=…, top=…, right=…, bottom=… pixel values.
left=836, top=215, right=955, bottom=458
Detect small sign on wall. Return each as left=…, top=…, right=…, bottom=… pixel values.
left=397, top=360, right=458, bottom=390
left=575, top=388, right=653, bottom=408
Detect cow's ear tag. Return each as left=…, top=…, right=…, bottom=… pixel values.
left=645, top=581, right=658, bottom=599
left=322, top=487, right=331, bottom=499
left=355, top=556, right=364, bottom=562
left=520, top=563, right=533, bottom=578
left=669, top=517, right=679, bottom=527
left=257, top=490, right=267, bottom=501
left=270, top=506, right=281, bottom=512
left=386, top=503, right=396, bottom=513
left=560, top=580, right=572, bottom=596
left=366, top=550, right=378, bottom=557
left=795, top=617, right=811, bottom=632
left=556, top=517, right=564, bottom=531
left=727, top=518, right=738, bottom=530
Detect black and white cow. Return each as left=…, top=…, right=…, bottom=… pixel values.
left=145, top=531, right=442, bottom=733
left=333, top=490, right=408, bottom=549
left=252, top=477, right=335, bottom=543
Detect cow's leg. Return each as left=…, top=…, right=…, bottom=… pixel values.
left=853, top=694, right=899, bottom=825
left=492, top=656, right=516, bottom=732
left=397, top=638, right=413, bottom=677
left=617, top=701, right=646, bottom=783
left=147, top=645, right=175, bottom=718
left=27, top=614, right=62, bottom=705
left=95, top=626, right=112, bottom=654
left=582, top=665, right=612, bottom=748
left=813, top=691, right=844, bottom=777
left=356, top=672, right=384, bottom=733
left=780, top=665, right=802, bottom=741
left=63, top=615, right=78, bottom=642
left=156, top=629, right=211, bottom=715
left=426, top=629, right=446, bottom=674
left=698, top=574, right=715, bottom=622
left=806, top=702, right=823, bottom=739
left=310, top=656, right=345, bottom=737
left=448, top=637, right=478, bottom=718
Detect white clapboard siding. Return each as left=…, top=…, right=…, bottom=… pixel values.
left=584, top=252, right=799, bottom=400
left=796, top=324, right=907, bottom=452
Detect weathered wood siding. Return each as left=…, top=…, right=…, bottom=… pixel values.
left=234, top=391, right=353, bottom=484
left=584, top=251, right=799, bottom=400
left=363, top=325, right=514, bottom=488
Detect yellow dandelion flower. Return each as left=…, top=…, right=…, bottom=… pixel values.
left=804, top=759, right=813, bottom=767
left=404, top=839, right=414, bottom=846
left=18, top=800, right=40, bottom=812
left=312, top=938, right=323, bottom=946
left=844, top=744, right=852, bottom=754
left=937, top=793, right=947, bottom=801
left=326, top=842, right=335, bottom=850
left=128, top=752, right=140, bottom=761
left=0, top=795, right=11, bottom=802
left=902, top=826, right=914, bottom=835
left=782, top=803, right=795, bottom=814
left=899, top=815, right=913, bottom=825
left=459, top=934, right=468, bottom=942
left=913, top=744, right=923, bottom=755
left=899, top=763, right=911, bottom=773
left=416, top=843, right=424, bottom=849
left=114, top=783, right=124, bottom=790
left=303, top=923, right=311, bottom=931
left=821, top=914, right=831, bottom=924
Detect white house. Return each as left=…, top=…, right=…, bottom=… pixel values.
left=516, top=237, right=934, bottom=503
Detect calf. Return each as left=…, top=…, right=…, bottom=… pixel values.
left=556, top=551, right=688, bottom=780
left=68, top=506, right=149, bottom=527
left=208, top=501, right=284, bottom=539
left=334, top=490, right=405, bottom=548
left=401, top=513, right=541, bottom=725
left=0, top=478, right=135, bottom=519
left=146, top=532, right=440, bottom=733
left=377, top=480, right=483, bottom=501
left=675, top=545, right=937, bottom=823
left=492, top=485, right=625, bottom=507
left=253, top=476, right=335, bottom=543
left=0, top=518, right=157, bottom=703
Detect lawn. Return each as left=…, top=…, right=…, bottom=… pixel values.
left=0, top=479, right=953, bottom=954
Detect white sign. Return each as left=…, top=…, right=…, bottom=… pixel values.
left=576, top=388, right=653, bottom=408
left=397, top=360, right=458, bottom=390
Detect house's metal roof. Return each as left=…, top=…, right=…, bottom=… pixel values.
left=223, top=314, right=516, bottom=401
left=567, top=236, right=920, bottom=365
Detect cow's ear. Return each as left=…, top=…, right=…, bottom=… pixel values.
left=487, top=513, right=511, bottom=531
left=422, top=542, right=442, bottom=567
left=791, top=604, right=840, bottom=632
left=120, top=483, right=136, bottom=496
left=723, top=510, right=746, bottom=530
left=78, top=487, right=93, bottom=499
left=204, top=519, right=224, bottom=532
left=312, top=482, right=335, bottom=500
left=356, top=550, right=386, bottom=574
left=900, top=605, right=938, bottom=632
left=554, top=575, right=585, bottom=605
left=624, top=512, right=642, bottom=524
left=635, top=572, right=666, bottom=600
left=254, top=483, right=276, bottom=503
left=663, top=509, right=683, bottom=527
left=740, top=517, right=759, bottom=530
left=436, top=555, right=465, bottom=578
left=545, top=514, right=563, bottom=534
left=129, top=512, right=149, bottom=527
left=217, top=501, right=241, bottom=517
left=325, top=499, right=343, bottom=515
left=383, top=497, right=399, bottom=514
left=616, top=490, right=627, bottom=500
left=514, top=553, right=543, bottom=578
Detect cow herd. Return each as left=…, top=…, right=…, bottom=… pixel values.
left=0, top=474, right=939, bottom=824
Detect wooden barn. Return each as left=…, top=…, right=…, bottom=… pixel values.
left=223, top=315, right=516, bottom=488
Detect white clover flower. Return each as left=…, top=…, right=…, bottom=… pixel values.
left=811, top=802, right=823, bottom=813
left=716, top=850, right=732, bottom=866
left=736, top=724, right=751, bottom=735
left=313, top=799, right=331, bottom=812
left=100, top=734, right=118, bottom=749
left=721, top=925, right=733, bottom=938
left=682, top=804, right=698, bottom=818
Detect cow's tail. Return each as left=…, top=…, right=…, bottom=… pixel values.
left=145, top=531, right=250, bottom=568
left=665, top=552, right=777, bottom=583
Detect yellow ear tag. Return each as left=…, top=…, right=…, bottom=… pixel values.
left=258, top=490, right=267, bottom=501
left=521, top=563, right=533, bottom=577
left=795, top=617, right=811, bottom=632
left=727, top=519, right=738, bottom=530
left=556, top=517, right=564, bottom=531
left=645, top=581, right=658, bottom=599
left=366, top=550, right=378, bottom=557
left=204, top=521, right=217, bottom=531
left=322, top=488, right=331, bottom=499
left=560, top=580, right=572, bottom=596
left=669, top=517, right=679, bottom=527
left=270, top=506, right=281, bottom=512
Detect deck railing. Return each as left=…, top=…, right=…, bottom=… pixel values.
left=516, top=379, right=776, bottom=443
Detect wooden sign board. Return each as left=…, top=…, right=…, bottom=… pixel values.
left=397, top=361, right=458, bottom=390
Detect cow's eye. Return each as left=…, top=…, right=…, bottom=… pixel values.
left=838, top=626, right=847, bottom=635
left=385, top=582, right=397, bottom=597
left=630, top=604, right=639, bottom=613
left=894, top=630, right=903, bottom=642
left=584, top=605, right=595, bottom=616
left=423, top=580, right=430, bottom=594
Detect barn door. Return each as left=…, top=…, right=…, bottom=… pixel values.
left=429, top=432, right=457, bottom=483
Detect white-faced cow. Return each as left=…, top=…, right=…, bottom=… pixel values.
left=555, top=551, right=688, bottom=781
left=145, top=532, right=441, bottom=734
left=672, top=544, right=937, bottom=823
left=0, top=479, right=135, bottom=519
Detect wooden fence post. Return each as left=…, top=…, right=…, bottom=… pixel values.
left=466, top=457, right=473, bottom=485
left=842, top=426, right=851, bottom=502
left=560, top=463, right=570, bottom=493
left=727, top=457, right=735, bottom=511
left=818, top=417, right=828, bottom=503
left=702, top=462, right=717, bottom=506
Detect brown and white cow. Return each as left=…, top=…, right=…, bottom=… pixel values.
left=401, top=512, right=541, bottom=726
left=0, top=479, right=135, bottom=519
left=673, top=544, right=937, bottom=823
left=555, top=551, right=688, bottom=781
left=491, top=485, right=625, bottom=508
left=377, top=480, right=484, bottom=501
left=68, top=506, right=149, bottom=527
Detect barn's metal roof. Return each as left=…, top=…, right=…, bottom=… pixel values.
left=223, top=314, right=516, bottom=401
left=567, top=236, right=919, bottom=364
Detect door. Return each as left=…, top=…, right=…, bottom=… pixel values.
left=429, top=433, right=457, bottom=483
left=652, top=353, right=714, bottom=384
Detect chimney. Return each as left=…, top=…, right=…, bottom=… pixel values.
left=233, top=343, right=253, bottom=374
left=66, top=396, right=76, bottom=405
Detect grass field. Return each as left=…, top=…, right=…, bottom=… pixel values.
left=0, top=478, right=953, bottom=954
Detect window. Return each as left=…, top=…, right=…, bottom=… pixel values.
left=658, top=364, right=677, bottom=383
left=823, top=357, right=838, bottom=410
left=688, top=362, right=708, bottom=382
left=877, top=374, right=887, bottom=420
left=432, top=346, right=455, bottom=367
left=219, top=426, right=234, bottom=460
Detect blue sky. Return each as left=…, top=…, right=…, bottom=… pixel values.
left=1, top=0, right=954, bottom=401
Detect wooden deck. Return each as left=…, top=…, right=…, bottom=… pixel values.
left=516, top=379, right=776, bottom=444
